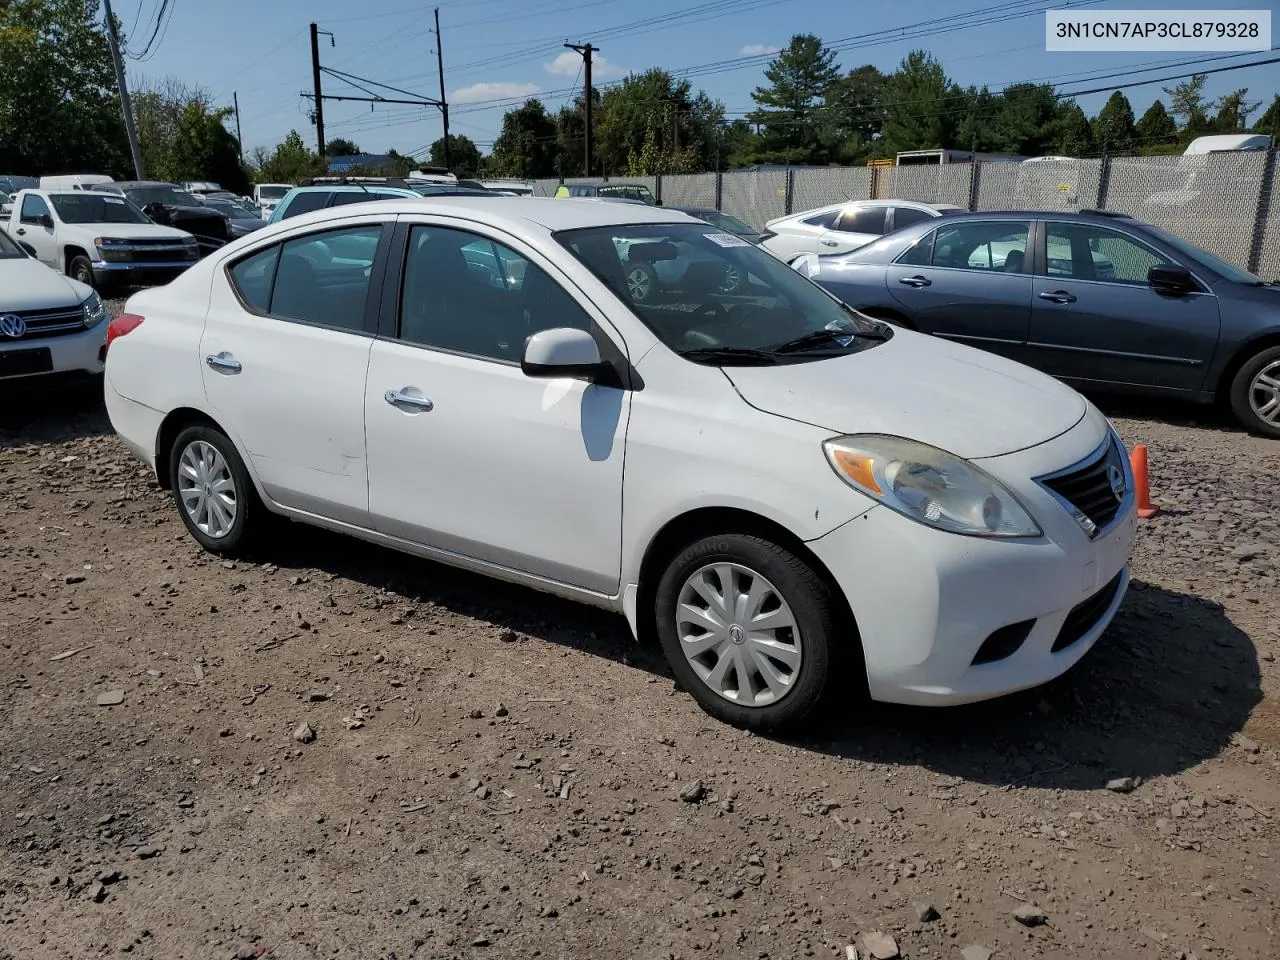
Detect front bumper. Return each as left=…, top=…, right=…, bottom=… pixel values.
left=92, top=260, right=198, bottom=286
left=0, top=322, right=107, bottom=381
left=809, top=415, right=1137, bottom=706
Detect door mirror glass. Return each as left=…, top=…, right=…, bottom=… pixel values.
left=1148, top=263, right=1194, bottom=294
left=521, top=327, right=606, bottom=381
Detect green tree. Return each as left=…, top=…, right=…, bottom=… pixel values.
left=325, top=138, right=360, bottom=156
left=880, top=51, right=958, bottom=154
left=428, top=134, right=481, bottom=176
left=1254, top=94, right=1280, bottom=136
left=823, top=64, right=886, bottom=163
left=989, top=82, right=1060, bottom=154
left=256, top=130, right=326, bottom=184
left=1210, top=88, right=1260, bottom=133
left=1134, top=99, right=1178, bottom=151
left=1051, top=102, right=1095, bottom=156
left=1163, top=74, right=1210, bottom=132
left=490, top=99, right=558, bottom=178
left=134, top=77, right=246, bottom=191
left=0, top=0, right=130, bottom=176
left=598, top=69, right=722, bottom=175
left=1093, top=90, right=1136, bottom=153
left=954, top=86, right=1000, bottom=153
left=554, top=87, right=600, bottom=176
left=746, top=34, right=840, bottom=163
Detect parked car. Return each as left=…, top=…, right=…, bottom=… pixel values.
left=266, top=184, right=424, bottom=223
left=103, top=197, right=1136, bottom=731
left=99, top=181, right=232, bottom=255
left=0, top=175, right=38, bottom=194
left=478, top=178, right=535, bottom=196
left=253, top=183, right=292, bottom=219
left=4, top=188, right=198, bottom=291
left=196, top=195, right=269, bottom=238
left=795, top=209, right=1280, bottom=437
left=670, top=207, right=766, bottom=243
left=555, top=182, right=657, bottom=205
left=761, top=200, right=965, bottom=263
left=0, top=225, right=110, bottom=383
left=0, top=192, right=13, bottom=217
left=39, top=174, right=115, bottom=191
left=180, top=181, right=224, bottom=194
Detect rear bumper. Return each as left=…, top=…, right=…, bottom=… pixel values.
left=104, top=372, right=165, bottom=474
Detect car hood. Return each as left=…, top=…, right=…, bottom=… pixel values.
left=76, top=222, right=192, bottom=241
left=722, top=331, right=1088, bottom=459
left=0, top=256, right=90, bottom=310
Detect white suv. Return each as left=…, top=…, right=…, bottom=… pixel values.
left=103, top=197, right=1136, bottom=731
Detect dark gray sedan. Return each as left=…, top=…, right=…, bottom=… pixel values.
left=796, top=209, right=1280, bottom=437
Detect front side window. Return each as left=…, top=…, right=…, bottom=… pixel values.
left=0, top=227, right=26, bottom=258
left=262, top=225, right=382, bottom=331
left=837, top=206, right=887, bottom=235
left=896, top=230, right=935, bottom=267
left=1044, top=223, right=1167, bottom=284
left=48, top=193, right=151, bottom=225
left=400, top=225, right=591, bottom=362
left=931, top=221, right=1030, bottom=272
left=20, top=194, right=51, bottom=223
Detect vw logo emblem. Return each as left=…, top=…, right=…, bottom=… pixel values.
left=0, top=314, right=26, bottom=338
left=1107, top=463, right=1126, bottom=502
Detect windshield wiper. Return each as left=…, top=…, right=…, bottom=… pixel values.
left=678, top=346, right=779, bottom=365
left=770, top=327, right=889, bottom=354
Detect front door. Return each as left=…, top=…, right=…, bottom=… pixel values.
left=16, top=194, right=58, bottom=267
left=200, top=219, right=389, bottom=525
left=364, top=221, right=629, bottom=595
left=884, top=218, right=1035, bottom=362
left=1026, top=220, right=1221, bottom=393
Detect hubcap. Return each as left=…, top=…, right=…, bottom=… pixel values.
left=1249, top=360, right=1280, bottom=426
left=177, top=440, right=238, bottom=539
left=626, top=267, right=651, bottom=301
left=675, top=562, right=802, bottom=707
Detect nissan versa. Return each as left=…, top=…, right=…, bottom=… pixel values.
left=103, top=198, right=1137, bottom=730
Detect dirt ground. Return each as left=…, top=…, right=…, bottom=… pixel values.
left=1, top=371, right=1277, bottom=960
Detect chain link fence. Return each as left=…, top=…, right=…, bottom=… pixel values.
left=518, top=154, right=1280, bottom=278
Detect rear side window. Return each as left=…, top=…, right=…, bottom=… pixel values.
left=892, top=206, right=934, bottom=231
left=268, top=225, right=383, bottom=331
left=278, top=191, right=330, bottom=220
left=229, top=245, right=279, bottom=311
left=802, top=210, right=839, bottom=229
left=836, top=207, right=887, bottom=235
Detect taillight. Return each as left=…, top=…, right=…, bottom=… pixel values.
left=104, top=313, right=143, bottom=355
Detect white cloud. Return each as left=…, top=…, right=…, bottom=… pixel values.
left=449, top=82, right=540, bottom=104
left=739, top=43, right=781, bottom=56
left=544, top=51, right=623, bottom=78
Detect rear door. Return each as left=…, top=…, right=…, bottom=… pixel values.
left=818, top=204, right=888, bottom=256
left=884, top=219, right=1036, bottom=362
left=1025, top=220, right=1220, bottom=392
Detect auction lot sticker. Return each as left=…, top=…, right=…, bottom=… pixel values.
left=1046, top=9, right=1270, bottom=51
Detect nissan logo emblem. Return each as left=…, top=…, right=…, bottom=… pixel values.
left=1107, top=463, right=1126, bottom=502
left=0, top=314, right=27, bottom=338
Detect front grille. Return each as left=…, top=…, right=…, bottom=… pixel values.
left=1039, top=438, right=1127, bottom=534
left=122, top=245, right=194, bottom=263
left=1052, top=572, right=1124, bottom=652
left=3, top=305, right=85, bottom=341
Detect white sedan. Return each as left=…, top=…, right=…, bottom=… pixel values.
left=103, top=197, right=1136, bottom=730
left=761, top=199, right=965, bottom=264
left=0, top=227, right=109, bottom=382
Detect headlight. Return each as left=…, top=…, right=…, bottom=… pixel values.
left=94, top=237, right=130, bottom=262
left=823, top=434, right=1042, bottom=537
left=182, top=238, right=199, bottom=257
left=82, top=291, right=109, bottom=328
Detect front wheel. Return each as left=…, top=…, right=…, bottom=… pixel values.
left=68, top=254, right=96, bottom=289
left=1228, top=345, right=1280, bottom=438
left=168, top=424, right=265, bottom=555
left=653, top=533, right=839, bottom=731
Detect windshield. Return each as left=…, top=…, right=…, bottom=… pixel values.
left=0, top=228, right=25, bottom=258
left=258, top=185, right=290, bottom=199
left=125, top=186, right=200, bottom=207
left=556, top=222, right=886, bottom=362
left=1148, top=226, right=1265, bottom=284
left=49, top=193, right=152, bottom=225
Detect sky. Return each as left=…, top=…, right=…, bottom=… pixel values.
left=120, top=0, right=1280, bottom=162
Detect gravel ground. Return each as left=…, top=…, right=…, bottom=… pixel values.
left=0, top=330, right=1277, bottom=959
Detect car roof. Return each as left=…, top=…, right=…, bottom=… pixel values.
left=285, top=184, right=420, bottom=195
left=115, top=181, right=180, bottom=189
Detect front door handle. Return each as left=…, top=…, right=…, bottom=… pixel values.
left=205, top=353, right=242, bottom=373
left=898, top=275, right=931, bottom=288
left=384, top=388, right=434, bottom=412
left=820, top=239, right=839, bottom=248
left=15, top=227, right=25, bottom=236
left=1038, top=290, right=1077, bottom=304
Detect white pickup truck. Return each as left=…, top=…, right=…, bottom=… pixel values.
left=2, top=188, right=199, bottom=291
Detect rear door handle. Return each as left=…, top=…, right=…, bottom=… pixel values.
left=205, top=353, right=242, bottom=373
left=897, top=275, right=931, bottom=288
left=1038, top=291, right=1077, bottom=304
left=384, top=388, right=434, bottom=412
left=820, top=239, right=839, bottom=248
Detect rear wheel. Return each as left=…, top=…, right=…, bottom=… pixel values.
left=1228, top=345, right=1280, bottom=438
left=654, top=533, right=838, bottom=731
left=168, top=424, right=265, bottom=555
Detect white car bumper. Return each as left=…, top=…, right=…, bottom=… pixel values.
left=104, top=372, right=165, bottom=472
left=0, top=322, right=107, bottom=381
left=809, top=418, right=1137, bottom=706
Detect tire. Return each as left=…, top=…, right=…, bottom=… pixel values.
left=653, top=533, right=839, bottom=731
left=1228, top=345, right=1280, bottom=438
left=68, top=254, right=96, bottom=289
left=624, top=262, right=658, bottom=304
left=168, top=424, right=265, bottom=556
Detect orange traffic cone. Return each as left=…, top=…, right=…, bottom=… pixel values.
left=1130, top=444, right=1159, bottom=519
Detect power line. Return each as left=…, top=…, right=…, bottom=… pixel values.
left=125, top=0, right=171, bottom=61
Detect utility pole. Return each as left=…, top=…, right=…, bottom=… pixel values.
left=102, top=0, right=145, bottom=180
left=434, top=8, right=451, bottom=171
left=233, top=91, right=244, bottom=164
left=564, top=42, right=596, bottom=177
left=310, top=23, right=326, bottom=155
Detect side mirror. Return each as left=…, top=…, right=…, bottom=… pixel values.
left=521, top=327, right=609, bottom=382
left=1148, top=263, right=1195, bottom=295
